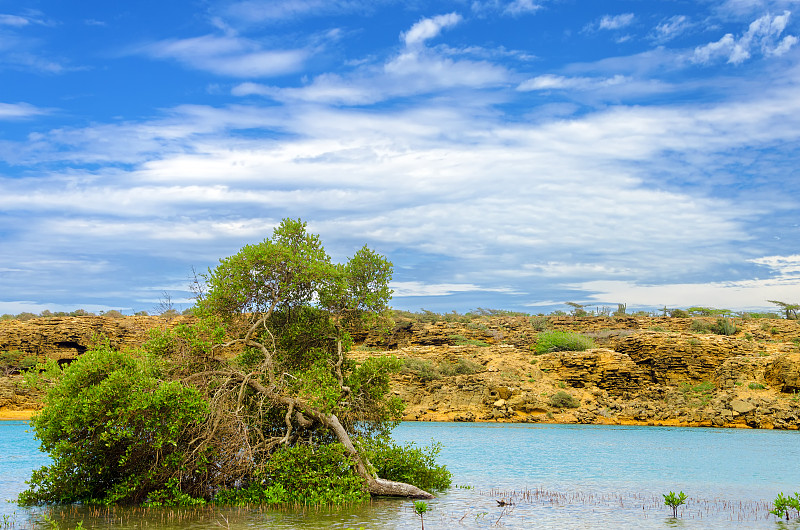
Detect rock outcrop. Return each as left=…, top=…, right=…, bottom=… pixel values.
left=3, top=314, right=800, bottom=429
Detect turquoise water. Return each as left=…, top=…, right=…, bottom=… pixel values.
left=2, top=420, right=799, bottom=528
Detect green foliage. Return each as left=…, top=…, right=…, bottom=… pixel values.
left=0, top=350, right=37, bottom=375
left=549, top=390, right=580, bottom=409
left=748, top=382, right=766, bottom=390
left=366, top=440, right=452, bottom=493
left=770, top=492, right=800, bottom=520
left=401, top=357, right=483, bottom=381
left=19, top=346, right=210, bottom=506
left=689, top=319, right=713, bottom=333
left=768, top=301, right=800, bottom=320
left=663, top=491, right=687, bottom=517
left=214, top=444, right=368, bottom=506
left=529, top=316, right=549, bottom=331
left=414, top=500, right=429, bottom=529
left=713, top=317, right=738, bottom=336
left=688, top=307, right=731, bottom=317
left=533, top=331, right=594, bottom=354
left=565, top=302, right=588, bottom=317
left=22, top=219, right=447, bottom=507
left=669, top=308, right=689, bottom=318
left=679, top=381, right=715, bottom=407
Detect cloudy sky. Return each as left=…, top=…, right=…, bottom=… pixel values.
left=1, top=0, right=800, bottom=315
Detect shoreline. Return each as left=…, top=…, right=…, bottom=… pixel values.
left=0, top=409, right=35, bottom=421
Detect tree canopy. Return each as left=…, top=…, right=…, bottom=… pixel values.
left=21, top=219, right=449, bottom=507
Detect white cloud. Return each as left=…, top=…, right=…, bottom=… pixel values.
left=652, top=15, right=691, bottom=42
left=575, top=277, right=800, bottom=311
left=391, top=281, right=518, bottom=297
left=402, top=13, right=462, bottom=48
left=231, top=15, right=507, bottom=105
left=0, top=14, right=30, bottom=26
left=751, top=254, right=800, bottom=275
left=0, top=102, right=47, bottom=119
left=138, top=35, right=308, bottom=77
left=517, top=74, right=627, bottom=91
left=693, top=11, right=798, bottom=64
left=598, top=13, right=635, bottom=30
left=504, top=0, right=542, bottom=16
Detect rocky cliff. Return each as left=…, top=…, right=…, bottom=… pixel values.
left=0, top=315, right=191, bottom=412
left=2, top=314, right=800, bottom=429
left=354, top=315, right=800, bottom=429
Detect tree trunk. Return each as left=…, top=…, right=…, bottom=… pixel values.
left=243, top=377, right=436, bottom=499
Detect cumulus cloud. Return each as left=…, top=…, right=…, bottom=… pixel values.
left=693, top=11, right=798, bottom=64
left=137, top=34, right=308, bottom=77
left=230, top=13, right=507, bottom=105
left=402, top=13, right=462, bottom=47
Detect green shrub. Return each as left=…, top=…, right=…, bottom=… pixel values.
left=690, top=319, right=713, bottom=333
left=0, top=350, right=37, bottom=375
left=401, top=358, right=441, bottom=382
left=669, top=309, right=689, bottom=318
left=549, top=390, right=580, bottom=409
left=533, top=331, right=593, bottom=354
left=714, top=318, right=738, bottom=336
left=529, top=316, right=549, bottom=331
left=19, top=346, right=211, bottom=506
left=748, top=382, right=766, bottom=390
left=401, top=357, right=483, bottom=380
left=213, top=443, right=367, bottom=506
left=770, top=492, right=800, bottom=521
left=366, top=440, right=451, bottom=493
left=663, top=491, right=687, bottom=518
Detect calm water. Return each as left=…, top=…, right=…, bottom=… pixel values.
left=2, top=420, right=799, bottom=529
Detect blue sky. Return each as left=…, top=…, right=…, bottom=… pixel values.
left=1, top=0, right=800, bottom=315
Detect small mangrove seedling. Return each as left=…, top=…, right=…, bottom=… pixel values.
left=414, top=500, right=429, bottom=530
left=663, top=491, right=687, bottom=518
left=770, top=492, right=800, bottom=521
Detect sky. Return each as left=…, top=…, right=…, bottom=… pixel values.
left=1, top=0, right=800, bottom=316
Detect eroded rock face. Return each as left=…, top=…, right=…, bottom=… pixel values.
left=537, top=349, right=646, bottom=393
left=612, top=332, right=755, bottom=385
left=4, top=314, right=800, bottom=428
left=765, top=353, right=800, bottom=393
left=0, top=316, right=191, bottom=363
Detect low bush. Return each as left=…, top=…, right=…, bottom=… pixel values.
left=0, top=350, right=37, bottom=375
left=213, top=443, right=368, bottom=506
left=533, top=331, right=593, bottom=354
left=365, top=440, right=451, bottom=493
left=549, top=390, right=580, bottom=409
left=770, top=492, right=800, bottom=521
left=714, top=318, right=738, bottom=336
left=529, top=316, right=549, bottom=331
left=401, top=357, right=483, bottom=381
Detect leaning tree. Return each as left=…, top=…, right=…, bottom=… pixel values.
left=186, top=218, right=434, bottom=498
left=21, top=218, right=440, bottom=507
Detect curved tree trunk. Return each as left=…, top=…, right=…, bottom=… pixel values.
left=243, top=376, right=436, bottom=499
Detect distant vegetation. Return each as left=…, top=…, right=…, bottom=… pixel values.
left=533, top=331, right=594, bottom=355
left=0, top=308, right=193, bottom=321
left=3, top=299, right=796, bottom=324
